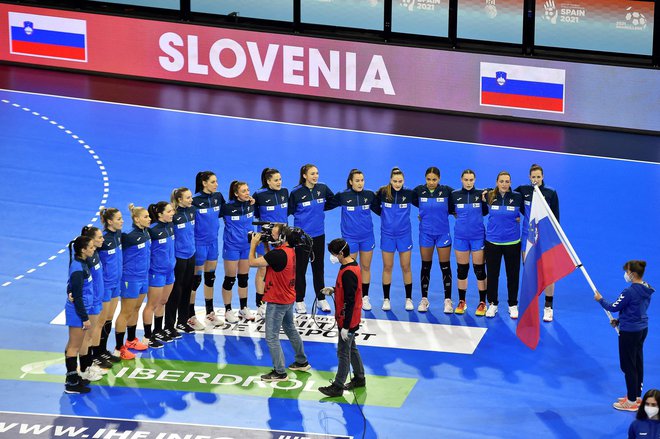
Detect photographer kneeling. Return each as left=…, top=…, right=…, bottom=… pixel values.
left=249, top=224, right=311, bottom=382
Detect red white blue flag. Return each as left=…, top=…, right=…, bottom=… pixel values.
left=9, top=12, right=87, bottom=62
left=517, top=186, right=576, bottom=349
left=480, top=62, right=565, bottom=113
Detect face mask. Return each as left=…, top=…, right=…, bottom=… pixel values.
left=329, top=254, right=339, bottom=265
left=645, top=405, right=659, bottom=418
left=624, top=272, right=633, bottom=283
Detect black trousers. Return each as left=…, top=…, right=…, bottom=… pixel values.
left=295, top=234, right=325, bottom=302
left=166, top=255, right=195, bottom=328
left=485, top=241, right=521, bottom=306
left=619, top=328, right=648, bottom=401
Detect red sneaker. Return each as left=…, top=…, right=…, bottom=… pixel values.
left=125, top=338, right=148, bottom=351
left=116, top=346, right=135, bottom=360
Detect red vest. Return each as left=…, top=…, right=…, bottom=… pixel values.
left=263, top=246, right=296, bottom=305
left=335, top=263, right=362, bottom=329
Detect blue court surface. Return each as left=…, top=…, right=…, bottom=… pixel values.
left=0, top=88, right=659, bottom=439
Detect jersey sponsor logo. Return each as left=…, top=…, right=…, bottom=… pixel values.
left=175, top=216, right=182, bottom=221
left=281, top=195, right=286, bottom=202
left=492, top=205, right=500, bottom=210
left=87, top=275, right=93, bottom=282
left=384, top=202, right=393, bottom=208
left=232, top=209, right=238, bottom=213
left=199, top=208, right=208, bottom=213
left=457, top=203, right=465, bottom=208
left=137, top=243, right=146, bottom=249
left=137, top=236, right=142, bottom=241
left=108, top=249, right=116, bottom=254
left=347, top=199, right=353, bottom=203
left=264, top=198, right=272, bottom=203
left=402, top=196, right=407, bottom=201
left=421, top=197, right=428, bottom=202
left=302, top=195, right=308, bottom=200
left=399, top=203, right=408, bottom=208
left=457, top=197, right=463, bottom=201
left=362, top=205, right=370, bottom=210
left=280, top=202, right=287, bottom=208
left=177, top=223, right=186, bottom=229
left=231, top=215, right=240, bottom=220
left=317, top=198, right=325, bottom=203
left=158, top=238, right=167, bottom=244
left=266, top=206, right=275, bottom=211
left=438, top=197, right=445, bottom=202
left=509, top=198, right=514, bottom=204
left=94, top=263, right=100, bottom=270
left=191, top=220, right=195, bottom=225
left=302, top=201, right=311, bottom=207
left=317, top=190, right=321, bottom=196
left=506, top=206, right=515, bottom=211
left=524, top=201, right=531, bottom=205
left=347, top=206, right=355, bottom=211
left=364, top=197, right=368, bottom=204
left=213, top=206, right=220, bottom=211
left=247, top=212, right=253, bottom=218
left=158, top=232, right=164, bottom=236
left=525, top=194, right=530, bottom=197
left=472, top=203, right=480, bottom=208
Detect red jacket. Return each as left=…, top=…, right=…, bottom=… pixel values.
left=263, top=246, right=296, bottom=304
left=335, top=262, right=362, bottom=329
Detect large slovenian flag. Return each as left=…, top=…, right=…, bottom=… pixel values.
left=480, top=62, right=565, bottom=113
left=517, top=186, right=576, bottom=349
left=8, top=12, right=87, bottom=62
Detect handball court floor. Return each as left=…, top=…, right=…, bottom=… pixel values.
left=0, top=64, right=659, bottom=439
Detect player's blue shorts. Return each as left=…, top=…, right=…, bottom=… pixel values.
left=149, top=271, right=175, bottom=287
left=344, top=235, right=375, bottom=254
left=223, top=245, right=250, bottom=261
left=121, top=279, right=149, bottom=299
left=103, top=284, right=121, bottom=302
left=380, top=233, right=413, bottom=253
left=454, top=238, right=485, bottom=252
left=419, top=232, right=452, bottom=249
left=65, top=301, right=93, bottom=327
left=195, top=241, right=219, bottom=265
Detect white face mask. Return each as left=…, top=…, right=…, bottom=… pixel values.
left=624, top=272, right=633, bottom=283
left=645, top=405, right=659, bottom=418
left=329, top=254, right=339, bottom=265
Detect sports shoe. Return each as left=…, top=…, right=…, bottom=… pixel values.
left=205, top=311, right=224, bottom=327
left=613, top=399, right=638, bottom=412
left=187, top=316, right=205, bottom=330
left=88, top=363, right=108, bottom=376
left=417, top=297, right=429, bottom=312
left=153, top=331, right=172, bottom=343
left=485, top=304, right=498, bottom=318
left=288, top=361, right=311, bottom=372
left=509, top=305, right=519, bottom=319
left=257, top=303, right=267, bottom=318
left=100, top=350, right=121, bottom=363
left=443, top=298, right=454, bottom=314
left=115, top=346, right=135, bottom=360
left=319, top=382, right=344, bottom=398
left=176, top=322, right=196, bottom=333
left=79, top=367, right=103, bottom=382
left=239, top=307, right=256, bottom=321
left=362, top=295, right=372, bottom=311
left=93, top=356, right=113, bottom=369
left=224, top=309, right=239, bottom=324
left=318, top=299, right=331, bottom=312
left=618, top=396, right=642, bottom=405
left=144, top=336, right=163, bottom=349
left=543, top=307, right=554, bottom=322
left=455, top=300, right=467, bottom=315
left=165, top=328, right=182, bottom=340
left=261, top=369, right=288, bottom=382
left=64, top=373, right=91, bottom=394
left=405, top=298, right=414, bottom=311
left=382, top=299, right=391, bottom=311
left=475, top=301, right=487, bottom=317
left=295, top=301, right=307, bottom=314
left=345, top=376, right=366, bottom=390
left=125, top=338, right=148, bottom=351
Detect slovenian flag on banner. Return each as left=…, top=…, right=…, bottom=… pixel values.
left=517, top=186, right=576, bottom=349
left=9, top=12, right=87, bottom=62
left=480, top=62, right=565, bottom=113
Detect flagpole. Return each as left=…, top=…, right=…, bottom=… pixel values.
left=532, top=185, right=619, bottom=334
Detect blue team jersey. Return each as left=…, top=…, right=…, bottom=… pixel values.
left=253, top=187, right=289, bottom=226
left=121, top=225, right=151, bottom=281
left=221, top=199, right=255, bottom=251
left=449, top=188, right=486, bottom=240
left=148, top=221, right=176, bottom=274
left=485, top=190, right=524, bottom=243
left=193, top=191, right=225, bottom=245
left=515, top=183, right=560, bottom=242
left=67, top=258, right=94, bottom=319
left=373, top=187, right=414, bottom=238
left=288, top=183, right=335, bottom=237
left=86, top=251, right=104, bottom=300
left=412, top=184, right=453, bottom=236
left=172, top=206, right=196, bottom=259
left=99, top=229, right=122, bottom=287
left=330, top=188, right=376, bottom=240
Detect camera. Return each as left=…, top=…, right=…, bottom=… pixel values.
left=247, top=222, right=313, bottom=251
left=248, top=221, right=278, bottom=244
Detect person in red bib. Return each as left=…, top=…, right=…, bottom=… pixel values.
left=249, top=224, right=311, bottom=382
left=318, top=238, right=366, bottom=397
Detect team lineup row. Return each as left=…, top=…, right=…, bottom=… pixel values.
left=61, top=162, right=559, bottom=393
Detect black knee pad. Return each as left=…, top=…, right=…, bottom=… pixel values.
left=192, top=274, right=202, bottom=291
left=222, top=275, right=236, bottom=290
left=473, top=263, right=486, bottom=281
left=204, top=271, right=216, bottom=288
left=237, top=273, right=249, bottom=288
left=457, top=263, right=470, bottom=280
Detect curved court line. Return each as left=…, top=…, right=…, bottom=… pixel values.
left=0, top=98, right=110, bottom=288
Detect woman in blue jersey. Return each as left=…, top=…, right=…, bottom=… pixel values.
left=373, top=167, right=414, bottom=311
left=113, top=204, right=151, bottom=360
left=97, top=207, right=123, bottom=363
left=449, top=169, right=487, bottom=316
left=482, top=171, right=524, bottom=319
left=190, top=171, right=226, bottom=329
left=142, top=201, right=176, bottom=348
left=167, top=188, right=197, bottom=334
left=220, top=180, right=256, bottom=323
left=330, top=169, right=377, bottom=311
left=412, top=167, right=454, bottom=314
left=64, top=235, right=95, bottom=394
left=288, top=164, right=335, bottom=314
left=515, top=164, right=560, bottom=322
left=253, top=168, right=289, bottom=317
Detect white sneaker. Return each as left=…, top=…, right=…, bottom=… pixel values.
left=187, top=316, right=205, bottom=331
left=257, top=303, right=267, bottom=318
left=88, top=363, right=108, bottom=376
left=295, top=301, right=307, bottom=314
left=205, top=311, right=224, bottom=327
left=239, top=307, right=255, bottom=321
left=417, top=297, right=429, bottom=312
left=405, top=298, right=414, bottom=311
left=318, top=299, right=331, bottom=312
left=543, top=306, right=554, bottom=322
left=79, top=368, right=103, bottom=382
left=443, top=298, right=454, bottom=314
left=509, top=305, right=519, bottom=319
left=224, top=309, right=239, bottom=324
left=485, top=304, right=498, bottom=318
left=382, top=299, right=391, bottom=311
left=362, top=295, right=372, bottom=311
